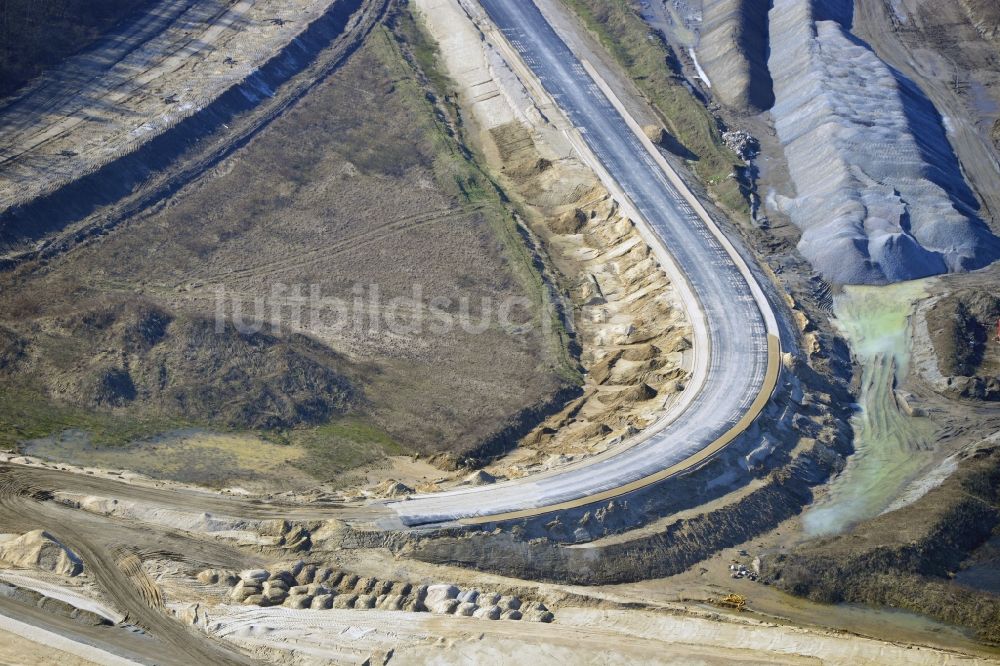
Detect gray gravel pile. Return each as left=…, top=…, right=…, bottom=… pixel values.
left=768, top=0, right=1000, bottom=284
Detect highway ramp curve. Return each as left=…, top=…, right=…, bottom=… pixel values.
left=381, top=0, right=780, bottom=528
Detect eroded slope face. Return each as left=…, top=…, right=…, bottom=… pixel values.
left=769, top=0, right=1000, bottom=284
left=520, top=191, right=692, bottom=463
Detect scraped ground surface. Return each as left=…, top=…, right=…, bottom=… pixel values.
left=0, top=0, right=155, bottom=99
left=0, top=0, right=339, bottom=222
left=0, top=627, right=98, bottom=666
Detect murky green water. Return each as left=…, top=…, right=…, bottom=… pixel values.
left=803, top=279, right=939, bottom=536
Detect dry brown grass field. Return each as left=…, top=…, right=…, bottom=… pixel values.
left=0, top=16, right=575, bottom=482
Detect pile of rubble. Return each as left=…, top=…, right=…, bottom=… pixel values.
left=210, top=562, right=553, bottom=622
left=722, top=130, right=760, bottom=161
left=728, top=562, right=758, bottom=582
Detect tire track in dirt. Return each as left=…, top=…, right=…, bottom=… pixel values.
left=202, top=203, right=486, bottom=283
left=0, top=467, right=259, bottom=664
left=111, top=548, right=165, bottom=612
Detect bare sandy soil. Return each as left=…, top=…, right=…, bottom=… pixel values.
left=0, top=626, right=100, bottom=665
left=191, top=603, right=994, bottom=665
left=4, top=532, right=996, bottom=666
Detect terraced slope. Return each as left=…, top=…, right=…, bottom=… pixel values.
left=0, top=0, right=355, bottom=252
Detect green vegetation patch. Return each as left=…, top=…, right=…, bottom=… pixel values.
left=0, top=386, right=187, bottom=451
left=2, top=382, right=403, bottom=487
left=0, top=4, right=579, bottom=480
left=286, top=417, right=405, bottom=478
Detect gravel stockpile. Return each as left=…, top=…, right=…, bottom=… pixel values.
left=768, top=0, right=1000, bottom=284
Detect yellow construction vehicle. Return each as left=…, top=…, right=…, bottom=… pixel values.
left=709, top=594, right=747, bottom=611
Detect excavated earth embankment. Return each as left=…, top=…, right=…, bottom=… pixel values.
left=920, top=288, right=1000, bottom=401
left=399, top=343, right=855, bottom=583
left=382, top=0, right=863, bottom=578
left=695, top=0, right=774, bottom=113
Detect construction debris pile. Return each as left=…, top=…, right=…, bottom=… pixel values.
left=728, top=562, right=759, bottom=582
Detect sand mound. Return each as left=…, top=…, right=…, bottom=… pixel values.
left=372, top=480, right=414, bottom=498
left=0, top=530, right=83, bottom=576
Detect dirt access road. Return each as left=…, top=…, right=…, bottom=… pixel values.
left=0, top=468, right=260, bottom=664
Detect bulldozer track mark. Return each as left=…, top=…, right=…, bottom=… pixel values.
left=0, top=466, right=53, bottom=502
left=112, top=547, right=166, bottom=611
left=0, top=1, right=247, bottom=162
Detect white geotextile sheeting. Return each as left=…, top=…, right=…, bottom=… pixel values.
left=768, top=0, right=1000, bottom=284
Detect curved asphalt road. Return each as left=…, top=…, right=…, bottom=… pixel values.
left=386, top=0, right=774, bottom=527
